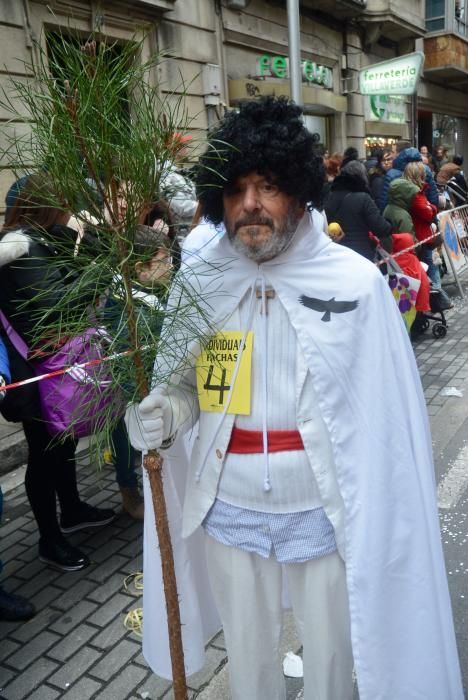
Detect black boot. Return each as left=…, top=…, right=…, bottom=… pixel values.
left=0, top=587, right=36, bottom=621
left=39, top=537, right=90, bottom=572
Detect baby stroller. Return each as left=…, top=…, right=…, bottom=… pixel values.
left=417, top=287, right=448, bottom=338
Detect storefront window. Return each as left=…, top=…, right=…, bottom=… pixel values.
left=365, top=136, right=399, bottom=156
left=303, top=115, right=329, bottom=152
left=432, top=114, right=460, bottom=155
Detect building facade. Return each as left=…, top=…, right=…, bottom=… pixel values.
left=0, top=0, right=467, bottom=212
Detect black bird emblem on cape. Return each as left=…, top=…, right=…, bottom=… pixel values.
left=299, top=294, right=359, bottom=322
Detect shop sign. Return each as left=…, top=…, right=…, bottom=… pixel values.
left=366, top=95, right=406, bottom=124
left=257, top=53, right=333, bottom=89
left=359, top=52, right=424, bottom=96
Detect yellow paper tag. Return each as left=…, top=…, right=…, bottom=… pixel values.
left=196, top=331, right=253, bottom=414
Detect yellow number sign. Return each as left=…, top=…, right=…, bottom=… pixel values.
left=196, top=331, right=253, bottom=414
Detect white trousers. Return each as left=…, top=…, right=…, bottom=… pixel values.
left=205, top=535, right=354, bottom=700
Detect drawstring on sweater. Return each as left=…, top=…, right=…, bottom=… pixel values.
left=259, top=275, right=271, bottom=492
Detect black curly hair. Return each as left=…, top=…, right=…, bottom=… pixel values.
left=193, top=96, right=325, bottom=225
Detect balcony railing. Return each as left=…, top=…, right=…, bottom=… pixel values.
left=426, top=0, right=468, bottom=38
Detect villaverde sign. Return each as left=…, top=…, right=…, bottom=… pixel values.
left=359, top=52, right=424, bottom=96
left=257, top=53, right=333, bottom=89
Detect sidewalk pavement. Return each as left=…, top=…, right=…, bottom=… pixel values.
left=1, top=276, right=468, bottom=699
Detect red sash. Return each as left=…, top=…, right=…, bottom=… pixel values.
left=227, top=426, right=304, bottom=454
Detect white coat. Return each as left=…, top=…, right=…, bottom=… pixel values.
left=146, top=211, right=463, bottom=698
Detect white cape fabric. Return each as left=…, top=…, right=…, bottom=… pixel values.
left=142, top=435, right=220, bottom=679
left=154, top=211, right=463, bottom=699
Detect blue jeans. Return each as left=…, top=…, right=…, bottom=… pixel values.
left=112, top=419, right=138, bottom=489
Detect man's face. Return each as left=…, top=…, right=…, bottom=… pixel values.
left=420, top=146, right=429, bottom=156
left=222, top=172, right=304, bottom=263
left=382, top=153, right=393, bottom=171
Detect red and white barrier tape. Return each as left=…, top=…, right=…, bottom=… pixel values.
left=374, top=232, right=441, bottom=268
left=0, top=346, right=150, bottom=394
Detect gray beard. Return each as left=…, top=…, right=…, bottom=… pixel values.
left=226, top=208, right=300, bottom=262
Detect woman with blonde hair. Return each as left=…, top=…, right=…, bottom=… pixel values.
left=403, top=161, right=452, bottom=309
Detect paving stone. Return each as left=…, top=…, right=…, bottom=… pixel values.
left=186, top=646, right=227, bottom=691
left=58, top=676, right=102, bottom=700
left=10, top=608, right=62, bottom=643
left=162, top=688, right=196, bottom=700
left=48, top=623, right=98, bottom=662
left=49, top=600, right=98, bottom=634
left=121, top=554, right=143, bottom=574
left=48, top=645, right=102, bottom=689
left=0, top=541, right=28, bottom=564
left=0, top=556, right=31, bottom=579
left=118, top=521, right=144, bottom=542
left=0, top=516, right=29, bottom=538
left=91, top=638, right=140, bottom=681
left=1, top=656, right=58, bottom=700
left=14, top=567, right=61, bottom=596
left=53, top=578, right=97, bottom=611
left=210, top=630, right=226, bottom=650
left=90, top=536, right=127, bottom=563
left=15, top=545, right=38, bottom=563
left=134, top=671, right=172, bottom=699
left=93, top=663, right=147, bottom=700
left=18, top=519, right=36, bottom=533
left=0, top=529, right=25, bottom=553
left=0, top=639, right=21, bottom=664
left=87, top=554, right=129, bottom=584
left=23, top=584, right=64, bottom=612
left=89, top=592, right=133, bottom=627
left=0, top=666, right=15, bottom=692
left=91, top=615, right=131, bottom=650
left=82, top=525, right=124, bottom=549
left=87, top=572, right=126, bottom=604
left=24, top=685, right=60, bottom=700
left=6, top=630, right=61, bottom=670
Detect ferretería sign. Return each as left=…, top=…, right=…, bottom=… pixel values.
left=359, top=52, right=425, bottom=96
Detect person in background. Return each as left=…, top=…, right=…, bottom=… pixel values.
left=341, top=146, right=359, bottom=168
left=142, top=198, right=182, bottom=272
left=437, top=160, right=467, bottom=208
left=364, top=145, right=381, bottom=172
left=382, top=176, right=419, bottom=239
left=160, top=133, right=198, bottom=239
left=403, top=162, right=453, bottom=311
left=380, top=141, right=439, bottom=211
left=322, top=152, right=343, bottom=201
left=368, top=148, right=393, bottom=206
left=433, top=145, right=449, bottom=174
left=392, top=232, right=431, bottom=340
left=452, top=155, right=468, bottom=202
left=324, top=159, right=392, bottom=261
left=0, top=175, right=115, bottom=572
left=0, top=337, right=36, bottom=620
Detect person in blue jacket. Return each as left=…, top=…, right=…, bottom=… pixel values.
left=379, top=142, right=438, bottom=211
left=0, top=337, right=36, bottom=620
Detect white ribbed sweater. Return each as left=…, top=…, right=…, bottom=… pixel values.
left=217, top=284, right=326, bottom=513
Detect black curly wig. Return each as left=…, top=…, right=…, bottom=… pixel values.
left=193, top=96, right=325, bottom=225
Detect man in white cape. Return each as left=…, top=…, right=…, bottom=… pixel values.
left=126, top=97, right=463, bottom=699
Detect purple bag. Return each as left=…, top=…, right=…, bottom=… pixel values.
left=0, top=312, right=122, bottom=437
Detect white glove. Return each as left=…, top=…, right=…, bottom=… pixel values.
left=125, top=392, right=173, bottom=452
